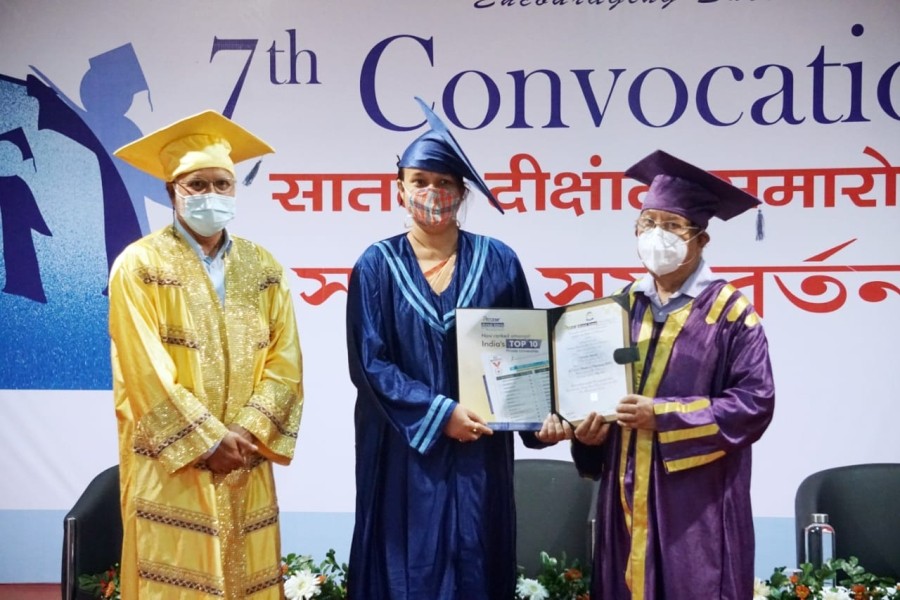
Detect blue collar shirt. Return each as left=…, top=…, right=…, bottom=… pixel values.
left=173, top=219, right=232, bottom=305
left=633, top=258, right=715, bottom=323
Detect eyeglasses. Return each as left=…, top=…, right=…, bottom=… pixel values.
left=635, top=216, right=699, bottom=237
left=176, top=177, right=236, bottom=194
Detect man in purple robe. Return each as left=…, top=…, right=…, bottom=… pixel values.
left=544, top=150, right=776, bottom=599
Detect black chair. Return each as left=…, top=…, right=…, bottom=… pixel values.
left=514, top=458, right=598, bottom=577
left=794, top=463, right=900, bottom=580
left=61, top=465, right=123, bottom=600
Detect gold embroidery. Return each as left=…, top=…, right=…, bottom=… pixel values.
left=246, top=400, right=298, bottom=439
left=217, top=469, right=250, bottom=600
left=134, top=407, right=212, bottom=459
left=135, top=498, right=219, bottom=536
left=243, top=565, right=284, bottom=597
left=180, top=232, right=229, bottom=422
left=256, top=324, right=272, bottom=350
left=258, top=268, right=281, bottom=291
left=135, top=265, right=181, bottom=286
left=243, top=504, right=279, bottom=535
left=221, top=239, right=270, bottom=424
left=247, top=380, right=300, bottom=440
left=159, top=324, right=200, bottom=349
left=138, top=559, right=224, bottom=596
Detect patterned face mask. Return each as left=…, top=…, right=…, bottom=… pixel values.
left=403, top=184, right=463, bottom=228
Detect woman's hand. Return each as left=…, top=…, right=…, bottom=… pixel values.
left=535, top=413, right=572, bottom=445
left=443, top=404, right=494, bottom=443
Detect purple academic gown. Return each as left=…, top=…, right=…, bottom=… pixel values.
left=572, top=278, right=775, bottom=600
left=346, top=231, right=539, bottom=600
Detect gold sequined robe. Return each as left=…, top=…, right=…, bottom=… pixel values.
left=109, top=225, right=303, bottom=599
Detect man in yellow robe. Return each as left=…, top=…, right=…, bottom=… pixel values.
left=109, top=110, right=303, bottom=599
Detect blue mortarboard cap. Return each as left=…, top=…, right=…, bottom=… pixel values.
left=398, top=97, right=503, bottom=213
left=625, top=149, right=761, bottom=230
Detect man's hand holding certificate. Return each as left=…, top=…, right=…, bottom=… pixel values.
left=456, top=296, right=637, bottom=431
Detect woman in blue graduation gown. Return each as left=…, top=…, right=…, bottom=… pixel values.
left=346, top=99, right=545, bottom=599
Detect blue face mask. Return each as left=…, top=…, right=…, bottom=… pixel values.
left=177, top=192, right=236, bottom=237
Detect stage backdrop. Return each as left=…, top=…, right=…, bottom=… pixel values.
left=1, top=0, right=898, bottom=584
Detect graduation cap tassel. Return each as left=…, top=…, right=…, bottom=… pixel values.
left=243, top=159, right=262, bottom=186
left=755, top=207, right=765, bottom=241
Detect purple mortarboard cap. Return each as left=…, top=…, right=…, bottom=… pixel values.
left=398, top=97, right=503, bottom=213
left=625, top=150, right=761, bottom=230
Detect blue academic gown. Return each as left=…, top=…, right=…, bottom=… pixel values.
left=346, top=231, right=538, bottom=600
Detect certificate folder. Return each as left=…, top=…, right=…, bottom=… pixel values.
left=455, top=295, right=637, bottom=431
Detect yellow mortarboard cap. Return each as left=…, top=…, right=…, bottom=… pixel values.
left=113, top=110, right=274, bottom=181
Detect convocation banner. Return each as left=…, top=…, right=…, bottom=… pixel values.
left=456, top=296, right=635, bottom=430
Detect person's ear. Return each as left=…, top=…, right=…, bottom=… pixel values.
left=697, top=230, right=710, bottom=249
left=165, top=182, right=177, bottom=207
left=396, top=179, right=405, bottom=208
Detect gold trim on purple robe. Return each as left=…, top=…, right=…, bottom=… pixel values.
left=622, top=298, right=691, bottom=599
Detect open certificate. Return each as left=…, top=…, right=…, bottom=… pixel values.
left=456, top=297, right=636, bottom=431
left=551, top=298, right=634, bottom=424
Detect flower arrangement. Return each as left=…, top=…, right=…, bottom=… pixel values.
left=755, top=557, right=899, bottom=600
left=77, top=552, right=900, bottom=600
left=282, top=548, right=348, bottom=600
left=78, top=563, right=120, bottom=600
left=76, top=553, right=349, bottom=600
left=515, top=551, right=590, bottom=600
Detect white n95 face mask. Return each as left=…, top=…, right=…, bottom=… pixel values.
left=637, top=227, right=688, bottom=276
left=178, top=192, right=236, bottom=237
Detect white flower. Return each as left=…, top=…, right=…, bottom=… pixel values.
left=821, top=587, right=852, bottom=600
left=516, top=576, right=549, bottom=600
left=752, top=578, right=771, bottom=600
left=283, top=569, right=321, bottom=600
